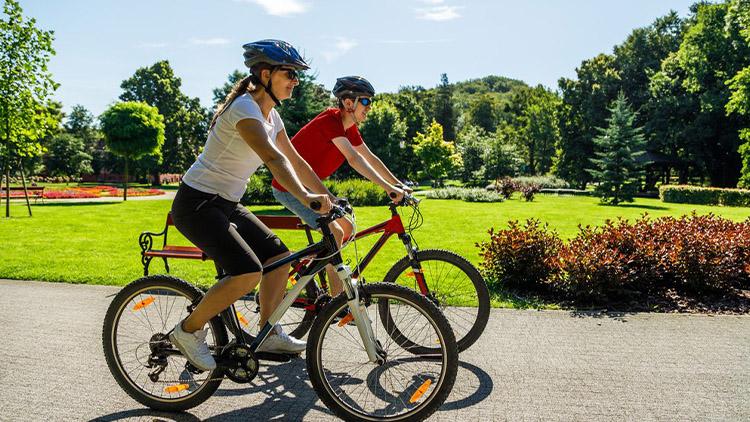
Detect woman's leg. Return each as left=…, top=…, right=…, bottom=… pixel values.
left=258, top=251, right=292, bottom=327
left=182, top=272, right=261, bottom=332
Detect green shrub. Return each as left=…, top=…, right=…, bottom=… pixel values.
left=241, top=174, right=275, bottom=205
left=512, top=175, right=570, bottom=189
left=425, top=187, right=504, bottom=202
left=660, top=185, right=750, bottom=207
left=325, top=179, right=390, bottom=206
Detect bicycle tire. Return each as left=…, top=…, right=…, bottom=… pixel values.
left=380, top=249, right=490, bottom=353
left=306, top=283, right=458, bottom=422
left=102, top=275, right=228, bottom=411
left=233, top=279, right=318, bottom=341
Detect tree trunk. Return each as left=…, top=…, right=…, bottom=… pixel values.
left=19, top=159, right=31, bottom=217
left=123, top=156, right=129, bottom=201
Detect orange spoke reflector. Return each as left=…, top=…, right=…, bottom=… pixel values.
left=410, top=379, right=432, bottom=403
left=132, top=297, right=155, bottom=311
left=236, top=311, right=249, bottom=326
left=406, top=271, right=415, bottom=278
left=289, top=276, right=297, bottom=285
left=337, top=313, right=354, bottom=327
left=164, top=384, right=190, bottom=393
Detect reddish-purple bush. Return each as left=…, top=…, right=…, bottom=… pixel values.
left=477, top=219, right=562, bottom=293
left=479, top=213, right=750, bottom=305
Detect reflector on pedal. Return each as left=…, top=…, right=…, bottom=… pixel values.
left=164, top=384, right=189, bottom=393
left=132, top=297, right=155, bottom=310
left=409, top=379, right=432, bottom=403
left=236, top=311, right=249, bottom=326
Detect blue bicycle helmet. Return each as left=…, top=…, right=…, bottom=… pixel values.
left=332, top=76, right=375, bottom=98
left=242, top=39, right=310, bottom=70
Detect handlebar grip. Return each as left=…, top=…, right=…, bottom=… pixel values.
left=310, top=201, right=321, bottom=211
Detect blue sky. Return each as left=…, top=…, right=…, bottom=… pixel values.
left=19, top=0, right=701, bottom=116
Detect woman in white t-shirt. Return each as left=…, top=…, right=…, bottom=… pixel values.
left=168, top=40, right=334, bottom=371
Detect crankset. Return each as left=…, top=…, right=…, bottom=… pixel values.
left=220, top=343, right=259, bottom=383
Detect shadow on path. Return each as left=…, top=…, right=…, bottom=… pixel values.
left=91, top=355, right=494, bottom=421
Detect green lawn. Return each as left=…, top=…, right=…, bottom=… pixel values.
left=0, top=194, right=747, bottom=294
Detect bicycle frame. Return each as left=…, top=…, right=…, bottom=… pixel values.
left=219, top=210, right=385, bottom=364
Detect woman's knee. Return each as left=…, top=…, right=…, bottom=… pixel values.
left=231, top=272, right=262, bottom=292
left=263, top=250, right=291, bottom=267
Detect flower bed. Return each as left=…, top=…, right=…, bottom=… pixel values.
left=6, top=186, right=165, bottom=199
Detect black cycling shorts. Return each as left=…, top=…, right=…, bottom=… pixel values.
left=170, top=183, right=289, bottom=276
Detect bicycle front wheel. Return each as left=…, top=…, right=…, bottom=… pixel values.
left=102, top=275, right=228, bottom=411
left=306, top=283, right=458, bottom=422
left=381, top=249, right=490, bottom=353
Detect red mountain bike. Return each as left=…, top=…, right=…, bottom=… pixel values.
left=235, top=193, right=490, bottom=353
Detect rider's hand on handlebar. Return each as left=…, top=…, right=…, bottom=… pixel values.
left=307, top=193, right=333, bottom=213
left=388, top=186, right=405, bottom=204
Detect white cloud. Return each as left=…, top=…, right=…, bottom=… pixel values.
left=189, top=38, right=230, bottom=46
left=418, top=0, right=445, bottom=3
left=322, top=38, right=358, bottom=63
left=415, top=5, right=463, bottom=21
left=137, top=42, right=167, bottom=49
left=236, top=0, right=311, bottom=17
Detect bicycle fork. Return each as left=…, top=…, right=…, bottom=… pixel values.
left=337, top=263, right=386, bottom=365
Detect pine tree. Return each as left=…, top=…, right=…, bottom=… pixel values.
left=587, top=92, right=645, bottom=204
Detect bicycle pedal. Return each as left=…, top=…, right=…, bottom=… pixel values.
left=255, top=351, right=298, bottom=362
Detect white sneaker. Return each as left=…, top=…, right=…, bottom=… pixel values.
left=257, top=324, right=306, bottom=354
left=169, top=320, right=217, bottom=371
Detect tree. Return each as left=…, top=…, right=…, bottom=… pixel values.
left=505, top=86, right=560, bottom=175
left=650, top=2, right=750, bottom=187
left=44, top=133, right=93, bottom=179
left=63, top=104, right=108, bottom=174
left=212, top=69, right=245, bottom=110
left=555, top=54, right=621, bottom=188
left=358, top=100, right=408, bottom=178
left=276, top=70, right=331, bottom=137
left=0, top=0, right=57, bottom=217
left=456, top=125, right=491, bottom=183
left=468, top=94, right=498, bottom=133
left=587, top=92, right=645, bottom=204
left=413, top=121, right=462, bottom=184
left=120, top=60, right=208, bottom=178
left=100, top=102, right=165, bottom=200
left=726, top=0, right=750, bottom=186
left=433, top=74, right=456, bottom=142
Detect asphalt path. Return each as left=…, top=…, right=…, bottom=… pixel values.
left=1, top=279, right=748, bottom=422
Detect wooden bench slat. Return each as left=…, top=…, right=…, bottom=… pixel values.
left=141, top=211, right=310, bottom=276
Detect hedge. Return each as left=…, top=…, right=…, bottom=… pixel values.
left=660, top=185, right=750, bottom=207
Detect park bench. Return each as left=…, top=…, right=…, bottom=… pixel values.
left=139, top=212, right=313, bottom=276
left=0, top=186, right=45, bottom=202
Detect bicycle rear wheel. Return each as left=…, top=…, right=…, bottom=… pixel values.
left=102, top=275, right=228, bottom=411
left=381, top=249, right=490, bottom=353
left=306, top=283, right=458, bottom=422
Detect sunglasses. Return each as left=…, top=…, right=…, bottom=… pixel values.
left=357, top=97, right=374, bottom=106
left=277, top=67, right=299, bottom=81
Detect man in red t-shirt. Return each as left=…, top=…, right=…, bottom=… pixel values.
left=272, top=76, right=410, bottom=295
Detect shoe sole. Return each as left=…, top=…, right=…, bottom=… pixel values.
left=169, top=332, right=217, bottom=372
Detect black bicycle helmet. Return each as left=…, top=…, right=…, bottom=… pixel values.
left=332, top=76, right=375, bottom=98
left=242, top=39, right=310, bottom=70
